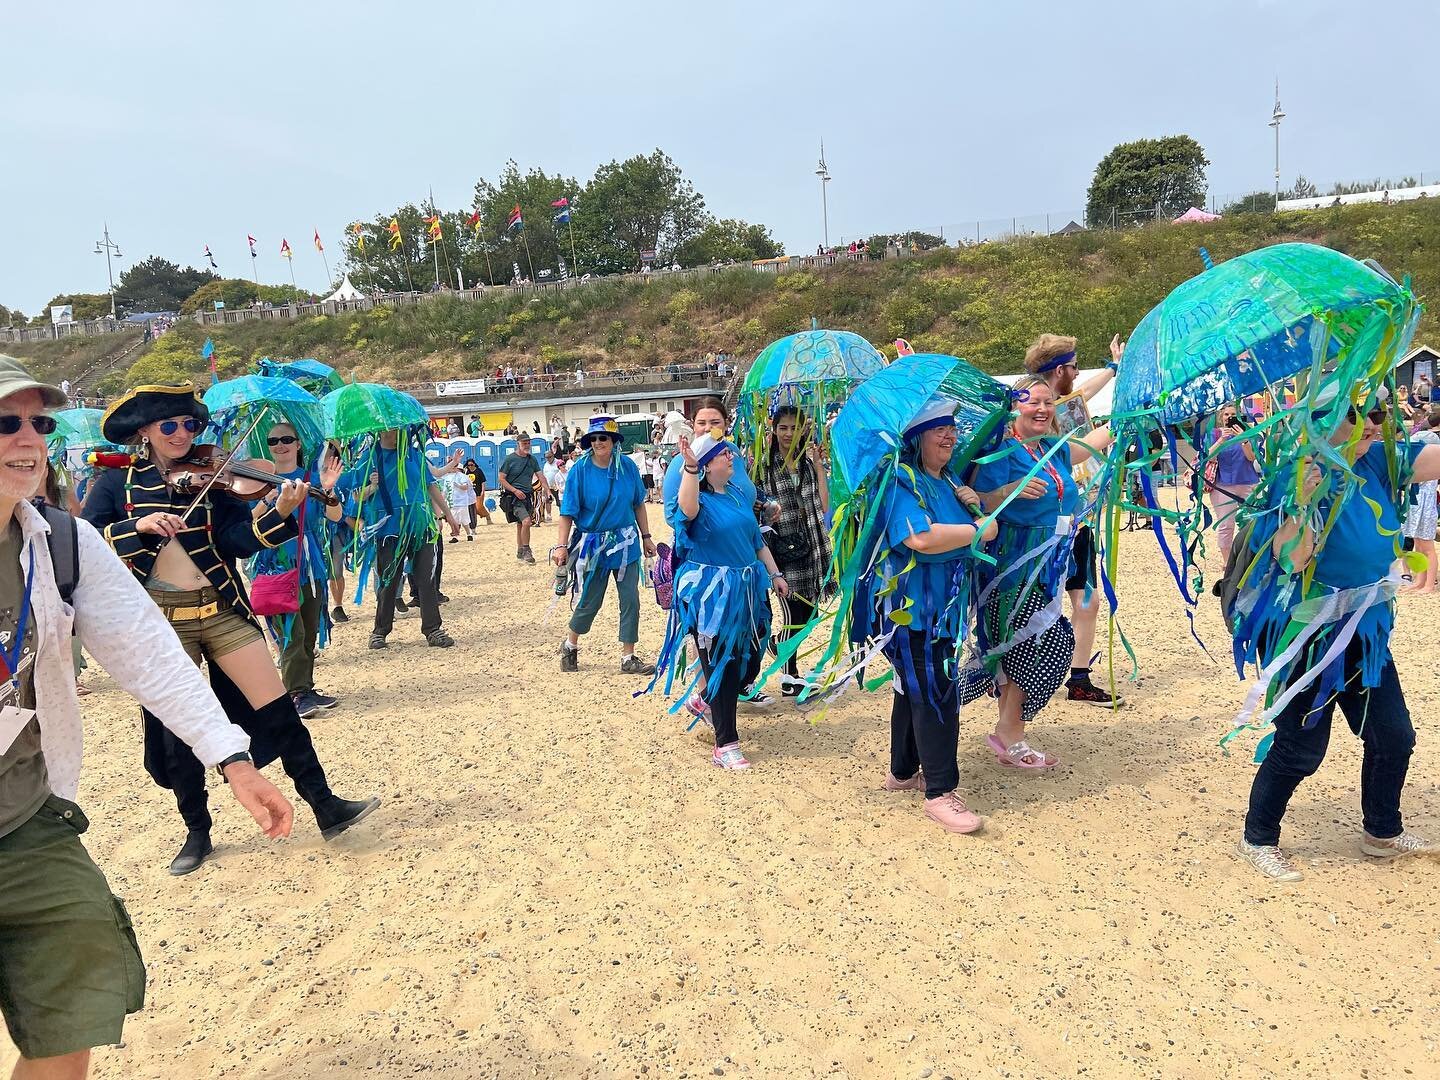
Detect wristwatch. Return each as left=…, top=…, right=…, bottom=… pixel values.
left=216, top=751, right=253, bottom=778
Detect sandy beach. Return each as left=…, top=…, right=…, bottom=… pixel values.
left=4, top=512, right=1438, bottom=1080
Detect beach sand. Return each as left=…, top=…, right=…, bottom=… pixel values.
left=4, top=512, right=1438, bottom=1080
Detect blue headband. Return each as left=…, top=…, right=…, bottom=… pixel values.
left=697, top=439, right=734, bottom=468
left=1034, top=351, right=1076, bottom=374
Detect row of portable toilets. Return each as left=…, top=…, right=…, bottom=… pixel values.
left=422, top=435, right=553, bottom=491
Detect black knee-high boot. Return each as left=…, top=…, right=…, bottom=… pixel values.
left=250, top=695, right=381, bottom=839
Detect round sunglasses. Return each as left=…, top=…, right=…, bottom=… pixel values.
left=267, top=434, right=299, bottom=447
left=157, top=418, right=203, bottom=436
left=0, top=415, right=58, bottom=436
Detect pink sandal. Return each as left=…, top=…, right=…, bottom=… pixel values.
left=985, top=733, right=1058, bottom=769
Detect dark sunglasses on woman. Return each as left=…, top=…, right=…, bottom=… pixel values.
left=267, top=435, right=299, bottom=447
left=0, top=415, right=58, bottom=436
left=158, top=418, right=203, bottom=436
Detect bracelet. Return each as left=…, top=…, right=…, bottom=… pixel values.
left=684, top=466, right=700, bottom=475
left=641, top=533, right=651, bottom=539
left=1106, top=360, right=1119, bottom=371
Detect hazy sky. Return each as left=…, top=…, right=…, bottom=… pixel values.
left=3, top=0, right=1436, bottom=314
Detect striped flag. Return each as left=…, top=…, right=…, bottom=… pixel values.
left=280, top=239, right=293, bottom=260
left=507, top=204, right=523, bottom=231
left=313, top=228, right=324, bottom=252
left=425, top=215, right=443, bottom=240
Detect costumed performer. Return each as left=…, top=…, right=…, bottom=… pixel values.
left=554, top=414, right=658, bottom=676
left=1233, top=389, right=1440, bottom=881
left=653, top=432, right=790, bottom=770
left=83, top=384, right=378, bottom=876
left=1022, top=331, right=1126, bottom=706
left=249, top=421, right=344, bottom=720
left=967, top=376, right=1114, bottom=769
left=875, top=398, right=997, bottom=834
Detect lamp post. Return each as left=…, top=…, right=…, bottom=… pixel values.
left=1269, top=81, right=1285, bottom=208
left=816, top=142, right=831, bottom=251
left=93, top=223, right=122, bottom=318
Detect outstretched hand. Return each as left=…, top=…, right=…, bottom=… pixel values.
left=222, top=763, right=294, bottom=839
left=1110, top=333, right=1126, bottom=365
left=678, top=435, right=698, bottom=470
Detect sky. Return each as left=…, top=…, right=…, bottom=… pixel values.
left=3, top=0, right=1436, bottom=315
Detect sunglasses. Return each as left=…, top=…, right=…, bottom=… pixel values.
left=1347, top=407, right=1387, bottom=425
left=267, top=435, right=299, bottom=447
left=158, top=418, right=203, bottom=436
left=0, top=415, right=58, bottom=436
left=589, top=434, right=613, bottom=443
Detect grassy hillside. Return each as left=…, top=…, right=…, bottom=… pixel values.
left=23, top=199, right=1440, bottom=395
left=3, top=329, right=145, bottom=389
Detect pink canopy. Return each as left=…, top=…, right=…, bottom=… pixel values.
left=1174, top=206, right=1220, bottom=223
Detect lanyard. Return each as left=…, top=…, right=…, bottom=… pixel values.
left=1009, top=429, right=1067, bottom=502
left=1, top=547, right=36, bottom=689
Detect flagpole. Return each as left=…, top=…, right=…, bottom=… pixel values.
left=480, top=234, right=495, bottom=286
left=520, top=230, right=537, bottom=282
left=286, top=256, right=297, bottom=293
left=398, top=231, right=416, bottom=293
left=317, top=234, right=333, bottom=289
left=567, top=218, right=579, bottom=276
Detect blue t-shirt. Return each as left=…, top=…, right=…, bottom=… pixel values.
left=884, top=467, right=976, bottom=622
left=1302, top=441, right=1416, bottom=591
left=970, top=436, right=1078, bottom=529
left=664, top=449, right=757, bottom=551
left=561, top=454, right=645, bottom=533
left=680, top=488, right=765, bottom=569
left=362, top=446, right=432, bottom=540
left=1214, top=440, right=1261, bottom=487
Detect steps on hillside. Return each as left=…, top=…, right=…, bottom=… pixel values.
left=72, top=335, right=146, bottom=395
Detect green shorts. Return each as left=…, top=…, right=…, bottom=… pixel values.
left=0, top=796, right=146, bottom=1059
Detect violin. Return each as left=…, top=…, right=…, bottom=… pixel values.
left=88, top=448, right=341, bottom=507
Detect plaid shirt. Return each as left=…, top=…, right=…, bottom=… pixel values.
left=759, top=454, right=831, bottom=602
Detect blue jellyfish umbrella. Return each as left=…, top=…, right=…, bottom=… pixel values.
left=203, top=375, right=327, bottom=462
left=255, top=357, right=344, bottom=396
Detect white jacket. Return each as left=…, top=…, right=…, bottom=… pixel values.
left=18, top=500, right=250, bottom=801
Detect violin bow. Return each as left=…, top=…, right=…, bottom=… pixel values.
left=172, top=404, right=272, bottom=524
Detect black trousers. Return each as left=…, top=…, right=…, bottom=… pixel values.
left=699, top=637, right=765, bottom=748
left=885, top=630, right=960, bottom=799
left=774, top=594, right=816, bottom=677
left=1244, top=646, right=1413, bottom=846
left=410, top=537, right=444, bottom=599
left=377, top=536, right=441, bottom=637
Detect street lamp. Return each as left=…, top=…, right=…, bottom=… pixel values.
left=816, top=142, right=831, bottom=251
left=94, top=223, right=122, bottom=318
left=1269, top=81, right=1285, bottom=208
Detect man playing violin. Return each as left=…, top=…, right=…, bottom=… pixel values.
left=82, top=383, right=379, bottom=876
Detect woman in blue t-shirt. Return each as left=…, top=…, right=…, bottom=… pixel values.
left=873, top=399, right=997, bottom=834
left=250, top=422, right=344, bottom=718
left=968, top=376, right=1113, bottom=769
left=1234, top=398, right=1440, bottom=881
left=658, top=432, right=791, bottom=770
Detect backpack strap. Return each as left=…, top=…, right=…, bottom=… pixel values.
left=32, top=500, right=80, bottom=604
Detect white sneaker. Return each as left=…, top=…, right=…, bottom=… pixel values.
left=1236, top=838, right=1304, bottom=882
left=1361, top=831, right=1440, bottom=859
left=741, top=684, right=774, bottom=706
left=712, top=742, right=751, bottom=770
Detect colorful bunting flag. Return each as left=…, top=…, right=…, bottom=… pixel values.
left=313, top=228, right=324, bottom=252
left=387, top=218, right=402, bottom=250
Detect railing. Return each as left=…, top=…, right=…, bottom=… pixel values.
left=0, top=319, right=134, bottom=344
left=403, top=369, right=728, bottom=405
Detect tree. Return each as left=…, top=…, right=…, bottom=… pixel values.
left=0, top=303, right=24, bottom=327
left=1085, top=135, right=1210, bottom=227
left=1285, top=174, right=1318, bottom=200
left=115, top=256, right=217, bottom=314
left=468, top=161, right=578, bottom=284
left=179, top=278, right=306, bottom=315
left=572, top=150, right=708, bottom=274
left=1221, top=192, right=1277, bottom=215
left=673, top=219, right=783, bottom=266
left=35, top=293, right=112, bottom=323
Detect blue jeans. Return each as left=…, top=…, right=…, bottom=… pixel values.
left=1244, top=646, right=1413, bottom=846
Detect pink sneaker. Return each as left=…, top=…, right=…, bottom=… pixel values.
left=883, top=771, right=924, bottom=792
left=685, top=693, right=713, bottom=728
left=712, top=742, right=751, bottom=770
left=923, top=793, right=984, bottom=834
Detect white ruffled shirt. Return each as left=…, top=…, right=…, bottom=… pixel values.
left=16, top=499, right=250, bottom=801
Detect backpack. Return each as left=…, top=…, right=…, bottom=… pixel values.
left=1212, top=519, right=1257, bottom=629
left=32, top=499, right=79, bottom=605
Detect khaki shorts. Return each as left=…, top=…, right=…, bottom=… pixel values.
left=147, top=586, right=263, bottom=664
left=0, top=797, right=146, bottom=1059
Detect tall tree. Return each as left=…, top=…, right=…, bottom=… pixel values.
left=673, top=219, right=783, bottom=266
left=0, top=303, right=25, bottom=327
left=1085, top=135, right=1209, bottom=226
left=573, top=150, right=708, bottom=273
left=115, top=255, right=217, bottom=314
left=470, top=161, right=578, bottom=283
